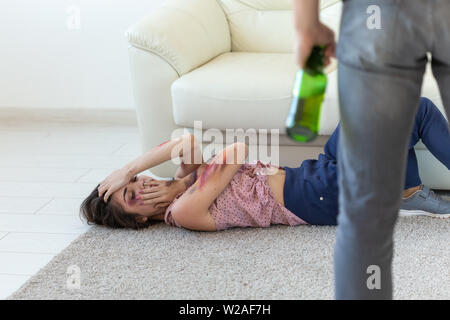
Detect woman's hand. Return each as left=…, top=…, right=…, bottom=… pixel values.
left=98, top=167, right=135, bottom=202
left=138, top=179, right=184, bottom=207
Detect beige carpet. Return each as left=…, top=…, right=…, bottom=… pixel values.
left=8, top=215, right=449, bottom=300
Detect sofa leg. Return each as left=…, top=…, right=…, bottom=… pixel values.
left=129, top=47, right=181, bottom=178
left=137, top=126, right=179, bottom=179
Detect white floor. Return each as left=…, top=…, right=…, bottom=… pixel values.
left=0, top=120, right=142, bottom=299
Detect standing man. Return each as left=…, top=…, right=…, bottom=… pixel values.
left=293, top=0, right=450, bottom=299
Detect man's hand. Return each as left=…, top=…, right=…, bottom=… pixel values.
left=294, top=22, right=336, bottom=69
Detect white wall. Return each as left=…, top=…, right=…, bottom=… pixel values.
left=0, top=0, right=165, bottom=110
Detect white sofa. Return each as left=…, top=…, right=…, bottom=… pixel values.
left=126, top=0, right=450, bottom=189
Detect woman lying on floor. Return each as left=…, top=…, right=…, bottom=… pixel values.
left=81, top=97, right=450, bottom=231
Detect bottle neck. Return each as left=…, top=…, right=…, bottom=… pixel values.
left=304, top=66, right=324, bottom=75
left=304, top=46, right=325, bottom=74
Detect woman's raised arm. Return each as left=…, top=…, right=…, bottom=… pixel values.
left=98, top=133, right=197, bottom=202
left=170, top=142, right=248, bottom=231
left=173, top=133, right=204, bottom=179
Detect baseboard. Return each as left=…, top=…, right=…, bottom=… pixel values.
left=0, top=107, right=138, bottom=126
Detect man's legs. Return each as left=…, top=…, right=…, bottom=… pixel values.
left=335, top=65, right=424, bottom=300
left=334, top=0, right=431, bottom=299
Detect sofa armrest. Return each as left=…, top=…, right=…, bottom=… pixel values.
left=126, top=0, right=231, bottom=76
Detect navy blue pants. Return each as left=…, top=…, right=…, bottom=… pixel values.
left=283, top=97, right=450, bottom=226
left=324, top=97, right=450, bottom=189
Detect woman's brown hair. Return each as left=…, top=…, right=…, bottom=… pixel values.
left=80, top=185, right=157, bottom=229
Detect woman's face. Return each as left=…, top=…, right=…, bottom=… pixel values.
left=110, top=175, right=163, bottom=217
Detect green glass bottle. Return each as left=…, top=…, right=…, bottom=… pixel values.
left=286, top=46, right=327, bottom=142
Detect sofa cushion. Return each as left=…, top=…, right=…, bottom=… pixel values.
left=171, top=52, right=340, bottom=135
left=217, top=0, right=342, bottom=52
left=171, top=51, right=446, bottom=140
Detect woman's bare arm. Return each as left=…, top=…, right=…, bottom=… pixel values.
left=170, top=142, right=248, bottom=231
left=124, top=133, right=197, bottom=177
left=174, top=133, right=204, bottom=179
left=99, top=133, right=195, bottom=201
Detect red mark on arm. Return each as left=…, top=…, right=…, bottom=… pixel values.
left=155, top=140, right=169, bottom=148
left=220, top=152, right=228, bottom=167
left=198, top=162, right=221, bottom=189
left=185, top=152, right=228, bottom=195
left=149, top=140, right=170, bottom=152
left=186, top=169, right=198, bottom=195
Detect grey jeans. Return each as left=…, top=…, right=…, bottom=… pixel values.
left=335, top=0, right=450, bottom=299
